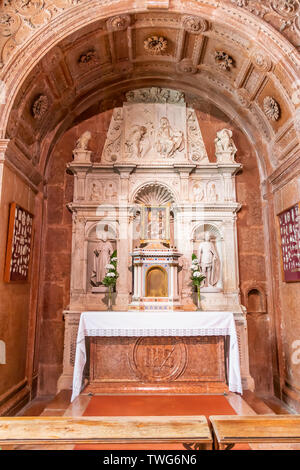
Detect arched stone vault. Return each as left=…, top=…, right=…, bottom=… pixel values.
left=0, top=0, right=299, bottom=186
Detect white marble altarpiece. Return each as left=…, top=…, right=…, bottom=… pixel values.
left=58, top=88, right=254, bottom=392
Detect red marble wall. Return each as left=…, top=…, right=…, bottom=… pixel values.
left=38, top=107, right=273, bottom=395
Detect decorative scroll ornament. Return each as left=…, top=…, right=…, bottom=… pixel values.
left=182, top=15, right=208, bottom=34
left=263, top=96, right=281, bottom=121
left=214, top=51, right=234, bottom=71
left=31, top=94, right=48, bottom=119
left=231, top=0, right=299, bottom=35
left=250, top=50, right=272, bottom=72
left=106, top=14, right=130, bottom=31
left=187, top=109, right=209, bottom=163
left=144, top=35, right=168, bottom=55
left=271, top=0, right=299, bottom=16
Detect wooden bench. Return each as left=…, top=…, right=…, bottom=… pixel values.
left=210, top=415, right=300, bottom=450
left=0, top=416, right=212, bottom=449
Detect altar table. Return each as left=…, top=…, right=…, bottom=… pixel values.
left=71, top=311, right=242, bottom=402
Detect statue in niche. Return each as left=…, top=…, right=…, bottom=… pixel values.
left=75, top=131, right=92, bottom=150
left=90, top=232, right=114, bottom=286
left=193, top=183, right=204, bottom=202
left=155, top=117, right=184, bottom=158
left=207, top=183, right=218, bottom=202
left=89, top=183, right=101, bottom=201
left=214, top=128, right=237, bottom=163
left=198, top=232, right=220, bottom=287
left=147, top=209, right=165, bottom=240
left=125, top=125, right=148, bottom=158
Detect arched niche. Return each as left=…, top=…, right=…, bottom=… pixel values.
left=193, top=223, right=223, bottom=290
left=85, top=222, right=117, bottom=292
left=246, top=287, right=267, bottom=314
left=146, top=266, right=168, bottom=298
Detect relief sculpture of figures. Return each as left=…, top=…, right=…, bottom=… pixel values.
left=214, top=128, right=237, bottom=163
left=155, top=117, right=184, bottom=158
left=90, top=232, right=114, bottom=286
left=198, top=232, right=220, bottom=287
left=125, top=125, right=148, bottom=158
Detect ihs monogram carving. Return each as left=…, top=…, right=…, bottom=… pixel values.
left=263, top=96, right=281, bottom=121
left=31, top=94, right=48, bottom=119
left=144, top=36, right=168, bottom=55
left=182, top=15, right=208, bottom=34
left=214, top=51, right=234, bottom=71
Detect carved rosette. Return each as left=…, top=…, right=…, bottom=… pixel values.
left=214, top=51, right=234, bottom=71
left=182, top=15, right=208, bottom=34
left=31, top=94, right=48, bottom=119
left=144, top=36, right=168, bottom=55
left=106, top=14, right=130, bottom=32
left=263, top=96, right=281, bottom=121
left=78, top=49, right=97, bottom=66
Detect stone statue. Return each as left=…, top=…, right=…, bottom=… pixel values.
left=198, top=232, right=220, bottom=287
left=75, top=131, right=92, bottom=150
left=214, top=128, right=237, bottom=163
left=156, top=116, right=184, bottom=158
left=90, top=233, right=114, bottom=286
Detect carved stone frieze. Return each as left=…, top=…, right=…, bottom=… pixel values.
left=126, top=87, right=185, bottom=105
left=102, top=88, right=210, bottom=165
left=230, top=0, right=299, bottom=36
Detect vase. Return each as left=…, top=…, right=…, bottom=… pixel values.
left=107, top=286, right=113, bottom=311
left=197, top=286, right=201, bottom=311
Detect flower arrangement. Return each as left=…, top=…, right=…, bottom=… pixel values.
left=102, top=250, right=118, bottom=310
left=191, top=253, right=206, bottom=310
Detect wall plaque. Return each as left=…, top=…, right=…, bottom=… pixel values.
left=278, top=203, right=300, bottom=282
left=4, top=203, right=34, bottom=282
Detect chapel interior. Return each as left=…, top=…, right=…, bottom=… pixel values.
left=0, top=0, right=299, bottom=451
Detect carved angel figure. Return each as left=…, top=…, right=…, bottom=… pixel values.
left=214, top=128, right=237, bottom=163
left=155, top=117, right=184, bottom=158
left=75, top=131, right=92, bottom=150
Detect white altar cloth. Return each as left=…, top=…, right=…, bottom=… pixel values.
left=71, top=310, right=243, bottom=402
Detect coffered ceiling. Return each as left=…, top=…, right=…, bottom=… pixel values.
left=0, top=2, right=299, bottom=184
